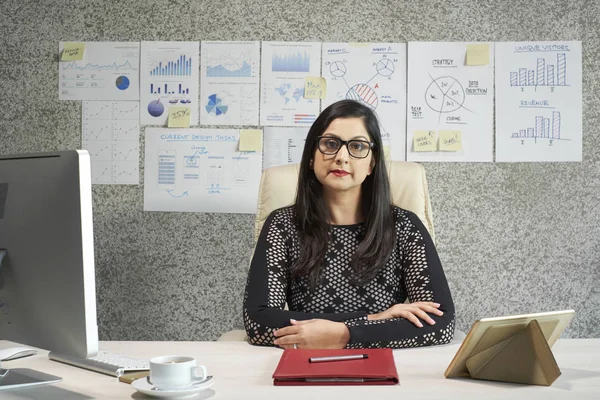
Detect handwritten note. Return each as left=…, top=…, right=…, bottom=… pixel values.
left=304, top=77, right=327, bottom=99
left=61, top=42, right=85, bottom=61
left=439, top=130, right=462, bottom=151
left=239, top=129, right=263, bottom=152
left=413, top=130, right=437, bottom=152
left=168, top=106, right=191, bottom=128
left=466, top=43, right=489, bottom=66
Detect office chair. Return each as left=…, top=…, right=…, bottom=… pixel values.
left=218, top=161, right=436, bottom=341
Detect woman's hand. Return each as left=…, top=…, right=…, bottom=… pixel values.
left=273, top=319, right=350, bottom=349
left=368, top=302, right=443, bottom=327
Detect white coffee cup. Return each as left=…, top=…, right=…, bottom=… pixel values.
left=149, top=355, right=208, bottom=390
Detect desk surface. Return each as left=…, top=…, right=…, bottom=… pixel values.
left=1, top=339, right=599, bottom=399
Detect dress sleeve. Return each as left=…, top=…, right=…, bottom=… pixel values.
left=344, top=211, right=456, bottom=349
left=243, top=209, right=367, bottom=346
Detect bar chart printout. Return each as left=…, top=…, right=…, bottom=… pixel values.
left=509, top=53, right=567, bottom=87
left=140, top=41, right=200, bottom=125
left=511, top=111, right=561, bottom=141
left=495, top=41, right=582, bottom=162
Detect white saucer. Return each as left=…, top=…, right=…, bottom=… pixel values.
left=131, top=377, right=214, bottom=398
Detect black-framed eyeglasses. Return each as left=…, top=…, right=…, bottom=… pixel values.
left=316, top=136, right=375, bottom=159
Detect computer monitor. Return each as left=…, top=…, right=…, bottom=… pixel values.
left=0, top=150, right=98, bottom=358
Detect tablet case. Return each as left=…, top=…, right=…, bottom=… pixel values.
left=465, top=319, right=561, bottom=386
left=272, top=348, right=398, bottom=386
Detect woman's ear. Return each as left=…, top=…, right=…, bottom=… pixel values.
left=309, top=159, right=314, bottom=169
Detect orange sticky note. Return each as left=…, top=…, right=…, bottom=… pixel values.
left=413, top=130, right=437, bottom=152
left=168, top=106, right=191, bottom=128
left=439, top=130, right=462, bottom=152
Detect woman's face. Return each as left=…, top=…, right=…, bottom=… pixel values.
left=311, top=117, right=375, bottom=196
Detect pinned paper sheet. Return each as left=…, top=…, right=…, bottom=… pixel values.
left=304, top=77, right=327, bottom=99
left=439, top=130, right=462, bottom=152
left=168, top=106, right=191, bottom=128
left=413, top=130, right=437, bottom=152
left=239, top=129, right=263, bottom=152
left=61, top=42, right=85, bottom=61
left=466, top=43, right=490, bottom=66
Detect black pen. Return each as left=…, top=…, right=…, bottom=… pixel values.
left=308, top=354, right=369, bottom=363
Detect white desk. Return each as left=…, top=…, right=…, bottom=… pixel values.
left=1, top=339, right=599, bottom=399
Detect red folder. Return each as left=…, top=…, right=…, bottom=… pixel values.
left=272, top=348, right=399, bottom=386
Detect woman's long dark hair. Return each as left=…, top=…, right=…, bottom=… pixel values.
left=293, top=99, right=395, bottom=287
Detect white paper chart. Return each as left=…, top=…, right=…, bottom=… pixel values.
left=263, top=127, right=308, bottom=170
left=59, top=42, right=140, bottom=101
left=200, top=41, right=260, bottom=126
left=140, top=41, right=200, bottom=126
left=82, top=101, right=140, bottom=184
left=407, top=42, right=494, bottom=162
left=495, top=41, right=582, bottom=162
left=144, top=128, right=262, bottom=213
left=322, top=43, right=407, bottom=161
left=260, top=42, right=322, bottom=127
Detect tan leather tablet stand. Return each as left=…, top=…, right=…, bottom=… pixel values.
left=465, top=320, right=561, bottom=386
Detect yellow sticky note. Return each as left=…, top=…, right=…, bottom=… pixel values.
left=413, top=130, right=437, bottom=152
left=383, top=145, right=391, bottom=160
left=304, top=77, right=327, bottom=99
left=466, top=43, right=489, bottom=66
left=439, top=130, right=462, bottom=152
left=239, top=129, right=263, bottom=152
left=168, top=106, right=191, bottom=128
left=61, top=42, right=85, bottom=61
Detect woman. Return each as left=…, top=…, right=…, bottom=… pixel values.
left=243, top=99, right=454, bottom=349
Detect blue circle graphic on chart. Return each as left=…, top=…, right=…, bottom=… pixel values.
left=115, top=76, right=130, bottom=90
left=147, top=100, right=164, bottom=117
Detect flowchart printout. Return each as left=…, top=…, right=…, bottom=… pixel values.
left=495, top=41, right=582, bottom=162
left=144, top=128, right=262, bottom=213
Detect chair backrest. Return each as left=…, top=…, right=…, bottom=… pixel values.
left=254, top=161, right=435, bottom=241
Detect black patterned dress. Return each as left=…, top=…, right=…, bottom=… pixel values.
left=243, top=206, right=455, bottom=348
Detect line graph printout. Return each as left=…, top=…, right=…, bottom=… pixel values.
left=144, top=128, right=261, bottom=213
left=260, top=42, right=321, bottom=127
left=263, top=127, right=309, bottom=170
left=59, top=42, right=140, bottom=100
left=495, top=41, right=582, bottom=162
left=322, top=43, right=407, bottom=161
left=407, top=42, right=494, bottom=162
left=140, top=41, right=199, bottom=125
left=82, top=101, right=140, bottom=184
left=200, top=41, right=260, bottom=126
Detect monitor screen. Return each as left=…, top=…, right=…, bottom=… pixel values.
left=0, top=150, right=98, bottom=358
